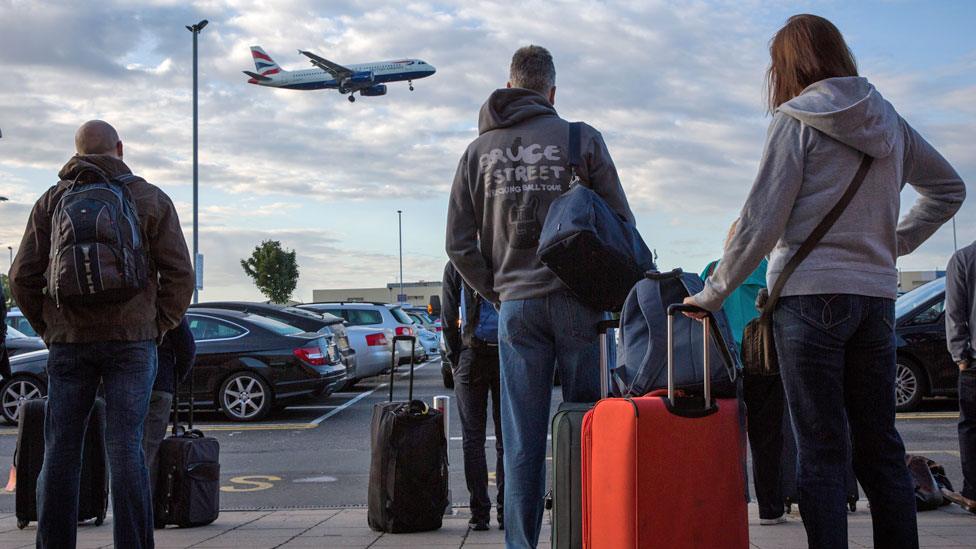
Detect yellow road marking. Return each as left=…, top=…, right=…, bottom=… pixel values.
left=221, top=475, right=281, bottom=492
left=897, top=413, right=959, bottom=420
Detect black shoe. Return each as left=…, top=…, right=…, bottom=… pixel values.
left=469, top=518, right=490, bottom=531
left=497, top=510, right=504, bottom=530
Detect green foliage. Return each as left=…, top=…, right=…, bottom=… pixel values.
left=0, top=273, right=14, bottom=309
left=240, top=240, right=300, bottom=304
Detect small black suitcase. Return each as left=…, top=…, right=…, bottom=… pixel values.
left=15, top=397, right=109, bottom=529
left=154, top=376, right=220, bottom=528
left=547, top=319, right=616, bottom=549
left=367, top=335, right=449, bottom=533
left=782, top=411, right=859, bottom=513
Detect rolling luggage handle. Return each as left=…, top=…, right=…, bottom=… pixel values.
left=597, top=319, right=619, bottom=399
left=665, top=304, right=736, bottom=415
left=389, top=335, right=427, bottom=413
left=170, top=368, right=202, bottom=438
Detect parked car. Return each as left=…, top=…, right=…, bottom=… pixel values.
left=414, top=324, right=438, bottom=360
left=191, top=301, right=355, bottom=386
left=343, top=325, right=398, bottom=385
left=894, top=277, right=957, bottom=412
left=0, top=310, right=347, bottom=424
left=404, top=307, right=439, bottom=333
left=5, top=308, right=38, bottom=337
left=298, top=302, right=423, bottom=364
left=1, top=349, right=47, bottom=424
left=4, top=325, right=45, bottom=356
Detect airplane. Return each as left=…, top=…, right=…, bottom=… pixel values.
left=243, top=46, right=436, bottom=102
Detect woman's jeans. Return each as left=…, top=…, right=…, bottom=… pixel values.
left=774, top=294, right=918, bottom=549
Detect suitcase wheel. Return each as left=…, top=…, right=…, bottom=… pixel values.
left=17, top=518, right=29, bottom=530
left=95, top=515, right=105, bottom=526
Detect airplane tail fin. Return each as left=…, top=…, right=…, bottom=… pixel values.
left=250, top=46, right=283, bottom=77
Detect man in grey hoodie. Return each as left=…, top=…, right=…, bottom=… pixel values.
left=946, top=240, right=976, bottom=510
left=446, top=45, right=633, bottom=548
left=687, top=74, right=965, bottom=547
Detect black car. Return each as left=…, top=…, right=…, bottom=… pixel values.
left=895, top=277, right=957, bottom=412
left=0, top=309, right=346, bottom=424
left=192, top=301, right=357, bottom=384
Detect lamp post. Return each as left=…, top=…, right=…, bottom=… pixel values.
left=397, top=210, right=404, bottom=304
left=952, top=217, right=958, bottom=252
left=186, top=19, right=208, bottom=303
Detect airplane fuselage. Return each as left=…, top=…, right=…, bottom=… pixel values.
left=247, top=59, right=435, bottom=91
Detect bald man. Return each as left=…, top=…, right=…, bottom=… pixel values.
left=10, top=120, right=194, bottom=549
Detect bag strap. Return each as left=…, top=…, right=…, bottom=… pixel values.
left=567, top=122, right=584, bottom=189
left=760, top=154, right=874, bottom=321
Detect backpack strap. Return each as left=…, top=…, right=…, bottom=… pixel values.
left=112, top=174, right=141, bottom=185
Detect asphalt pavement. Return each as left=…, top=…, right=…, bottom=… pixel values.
left=0, top=357, right=966, bottom=513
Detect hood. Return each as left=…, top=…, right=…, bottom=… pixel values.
left=778, top=77, right=898, bottom=159
left=58, top=154, right=132, bottom=182
left=478, top=87, right=558, bottom=135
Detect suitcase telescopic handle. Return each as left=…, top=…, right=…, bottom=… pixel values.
left=665, top=304, right=723, bottom=409
left=389, top=335, right=417, bottom=403
left=597, top=319, right=619, bottom=399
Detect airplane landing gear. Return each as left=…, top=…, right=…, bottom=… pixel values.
left=348, top=94, right=356, bottom=103
left=408, top=80, right=414, bottom=91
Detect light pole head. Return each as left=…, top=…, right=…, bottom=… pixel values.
left=187, top=19, right=209, bottom=32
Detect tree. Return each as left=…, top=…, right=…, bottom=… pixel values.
left=241, top=240, right=299, bottom=304
left=0, top=273, right=14, bottom=309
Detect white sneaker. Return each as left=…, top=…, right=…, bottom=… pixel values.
left=760, top=515, right=787, bottom=526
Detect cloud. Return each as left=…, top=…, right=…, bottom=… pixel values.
left=0, top=1, right=972, bottom=299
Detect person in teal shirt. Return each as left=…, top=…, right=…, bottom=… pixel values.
left=702, top=220, right=787, bottom=525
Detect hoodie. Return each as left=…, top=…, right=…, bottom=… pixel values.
left=702, top=258, right=767, bottom=350
left=446, top=88, right=635, bottom=303
left=946, top=241, right=976, bottom=365
left=9, top=155, right=194, bottom=343
left=696, top=77, right=965, bottom=311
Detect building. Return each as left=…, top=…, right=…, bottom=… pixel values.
left=311, top=281, right=442, bottom=307
left=898, top=270, right=945, bottom=292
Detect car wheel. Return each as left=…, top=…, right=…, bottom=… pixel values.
left=894, top=359, right=926, bottom=412
left=442, top=367, right=454, bottom=389
left=1, top=375, right=46, bottom=425
left=218, top=372, right=273, bottom=422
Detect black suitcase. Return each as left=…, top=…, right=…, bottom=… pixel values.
left=547, top=319, right=617, bottom=549
left=367, top=335, right=449, bottom=533
left=15, top=397, right=109, bottom=529
left=154, top=376, right=220, bottom=528
left=782, top=411, right=859, bottom=513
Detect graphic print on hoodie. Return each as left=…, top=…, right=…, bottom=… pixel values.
left=446, top=88, right=635, bottom=303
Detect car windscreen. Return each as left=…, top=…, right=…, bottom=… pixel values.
left=895, top=277, right=945, bottom=320
left=5, top=325, right=27, bottom=339
left=389, top=307, right=413, bottom=325
left=243, top=313, right=304, bottom=336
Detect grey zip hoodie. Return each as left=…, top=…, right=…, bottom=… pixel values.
left=946, top=241, right=976, bottom=364
left=446, top=88, right=634, bottom=303
left=696, top=77, right=966, bottom=311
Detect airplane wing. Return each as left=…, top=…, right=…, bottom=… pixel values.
left=299, top=50, right=354, bottom=79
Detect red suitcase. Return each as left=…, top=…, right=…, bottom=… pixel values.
left=582, top=304, right=749, bottom=549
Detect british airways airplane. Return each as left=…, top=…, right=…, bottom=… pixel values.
left=244, top=46, right=436, bottom=102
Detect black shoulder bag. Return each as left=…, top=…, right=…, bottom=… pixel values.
left=741, top=155, right=873, bottom=376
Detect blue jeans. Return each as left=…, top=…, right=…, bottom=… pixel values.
left=498, top=291, right=603, bottom=549
left=38, top=340, right=157, bottom=549
left=960, top=366, right=976, bottom=499
left=774, top=295, right=917, bottom=549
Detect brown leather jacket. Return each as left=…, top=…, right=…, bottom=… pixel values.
left=9, top=155, right=194, bottom=344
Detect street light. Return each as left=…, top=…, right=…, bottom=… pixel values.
left=397, top=210, right=404, bottom=304
left=186, top=19, right=208, bottom=303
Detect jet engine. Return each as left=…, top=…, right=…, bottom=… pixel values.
left=360, top=84, right=388, bottom=97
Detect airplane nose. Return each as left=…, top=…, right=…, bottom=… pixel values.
left=429, top=65, right=436, bottom=75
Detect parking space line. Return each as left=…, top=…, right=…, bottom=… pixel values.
left=287, top=405, right=340, bottom=410
left=897, top=413, right=959, bottom=420
left=310, top=362, right=432, bottom=425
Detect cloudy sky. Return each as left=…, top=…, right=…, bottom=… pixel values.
left=0, top=0, right=972, bottom=302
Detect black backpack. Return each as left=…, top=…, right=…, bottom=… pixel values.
left=47, top=170, right=149, bottom=306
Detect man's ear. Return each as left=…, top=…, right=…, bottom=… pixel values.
left=506, top=81, right=512, bottom=89
left=548, top=86, right=556, bottom=105
left=116, top=141, right=124, bottom=159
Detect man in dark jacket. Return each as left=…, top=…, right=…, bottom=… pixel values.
left=0, top=276, right=9, bottom=381
left=143, top=316, right=196, bottom=505
left=9, top=120, right=194, bottom=548
left=947, top=240, right=976, bottom=511
left=442, top=261, right=504, bottom=531
left=445, top=46, right=634, bottom=548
